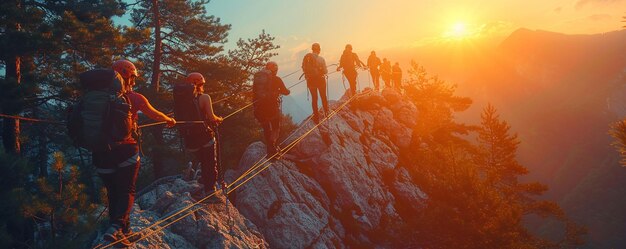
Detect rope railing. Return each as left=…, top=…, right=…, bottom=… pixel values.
left=97, top=89, right=368, bottom=249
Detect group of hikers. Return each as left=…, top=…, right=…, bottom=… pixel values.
left=79, top=43, right=403, bottom=247
left=303, top=43, right=403, bottom=123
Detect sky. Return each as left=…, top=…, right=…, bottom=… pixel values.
left=116, top=0, right=624, bottom=121
left=205, top=0, right=624, bottom=66
left=201, top=0, right=624, bottom=121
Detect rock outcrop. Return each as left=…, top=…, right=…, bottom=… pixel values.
left=94, top=89, right=428, bottom=249
left=93, top=178, right=268, bottom=249
left=225, top=89, right=428, bottom=248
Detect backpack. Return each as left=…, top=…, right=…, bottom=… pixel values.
left=172, top=83, right=213, bottom=149
left=302, top=53, right=322, bottom=78
left=340, top=52, right=356, bottom=70
left=67, top=69, right=134, bottom=151
left=252, top=69, right=279, bottom=121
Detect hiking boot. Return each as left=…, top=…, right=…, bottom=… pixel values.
left=103, top=226, right=132, bottom=248
left=124, top=229, right=142, bottom=243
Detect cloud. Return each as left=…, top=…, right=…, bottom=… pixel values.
left=554, top=7, right=562, bottom=13
left=587, top=14, right=612, bottom=21
left=478, top=21, right=514, bottom=35
left=575, top=0, right=624, bottom=9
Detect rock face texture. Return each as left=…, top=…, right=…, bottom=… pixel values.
left=93, top=178, right=268, bottom=249
left=94, top=89, right=427, bottom=249
left=225, top=89, right=428, bottom=248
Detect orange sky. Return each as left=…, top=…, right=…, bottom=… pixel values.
left=209, top=0, right=624, bottom=62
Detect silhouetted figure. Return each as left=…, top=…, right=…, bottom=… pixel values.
left=367, top=51, right=382, bottom=92
left=392, top=62, right=402, bottom=90
left=253, top=61, right=290, bottom=157
left=337, top=44, right=365, bottom=96
left=302, top=43, right=328, bottom=123
left=174, top=72, right=223, bottom=196
left=380, top=58, right=392, bottom=88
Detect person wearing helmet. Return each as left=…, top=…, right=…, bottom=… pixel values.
left=253, top=61, right=290, bottom=157
left=302, top=43, right=329, bottom=123
left=336, top=44, right=365, bottom=96
left=97, top=59, right=176, bottom=246
left=184, top=72, right=223, bottom=196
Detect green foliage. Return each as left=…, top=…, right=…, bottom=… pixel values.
left=21, top=152, right=100, bottom=249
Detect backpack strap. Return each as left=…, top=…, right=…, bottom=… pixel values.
left=193, top=94, right=215, bottom=134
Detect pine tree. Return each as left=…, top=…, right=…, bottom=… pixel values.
left=22, top=152, right=99, bottom=248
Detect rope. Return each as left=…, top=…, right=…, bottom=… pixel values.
left=97, top=91, right=367, bottom=249
left=366, top=68, right=373, bottom=89
left=281, top=69, right=302, bottom=79
left=137, top=120, right=205, bottom=129
left=0, top=113, right=65, bottom=124
left=227, top=91, right=363, bottom=195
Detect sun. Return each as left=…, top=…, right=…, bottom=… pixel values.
left=445, top=22, right=471, bottom=39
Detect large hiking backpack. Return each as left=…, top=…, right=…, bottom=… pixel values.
left=340, top=52, right=356, bottom=70
left=302, top=53, right=323, bottom=78
left=67, top=69, right=134, bottom=151
left=252, top=69, right=279, bottom=121
left=172, top=83, right=213, bottom=149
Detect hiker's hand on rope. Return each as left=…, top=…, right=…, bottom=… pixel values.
left=165, top=117, right=176, bottom=128
left=214, top=116, right=224, bottom=125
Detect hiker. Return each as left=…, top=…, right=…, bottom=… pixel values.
left=336, top=44, right=365, bottom=96
left=173, top=72, right=223, bottom=196
left=96, top=59, right=175, bottom=246
left=253, top=61, right=290, bottom=157
left=302, top=43, right=329, bottom=123
left=392, top=62, right=403, bottom=90
left=367, top=51, right=382, bottom=91
left=380, top=58, right=392, bottom=88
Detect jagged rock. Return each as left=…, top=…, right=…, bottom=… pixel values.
left=226, top=90, right=427, bottom=248
left=93, top=179, right=267, bottom=249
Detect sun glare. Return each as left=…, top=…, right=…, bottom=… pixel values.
left=445, top=22, right=471, bottom=39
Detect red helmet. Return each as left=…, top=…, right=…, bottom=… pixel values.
left=186, top=72, right=205, bottom=85
left=112, top=59, right=139, bottom=79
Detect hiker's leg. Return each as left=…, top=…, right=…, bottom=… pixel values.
left=116, top=144, right=140, bottom=233
left=270, top=116, right=281, bottom=147
left=196, top=144, right=217, bottom=192
left=308, top=83, right=319, bottom=116
left=98, top=171, right=119, bottom=227
left=318, top=77, right=329, bottom=113
left=346, top=70, right=357, bottom=95
left=261, top=121, right=274, bottom=155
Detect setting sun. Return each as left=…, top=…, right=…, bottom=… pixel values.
left=445, top=22, right=471, bottom=39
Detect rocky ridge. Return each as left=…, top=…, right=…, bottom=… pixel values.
left=225, top=88, right=427, bottom=248
left=95, top=88, right=427, bottom=248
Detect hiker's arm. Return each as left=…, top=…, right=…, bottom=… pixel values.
left=199, top=94, right=222, bottom=124
left=276, top=77, right=290, bottom=95
left=355, top=54, right=365, bottom=68
left=321, top=57, right=328, bottom=75
left=136, top=94, right=176, bottom=127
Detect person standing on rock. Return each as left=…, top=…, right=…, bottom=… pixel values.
left=173, top=72, right=223, bottom=197
left=367, top=51, right=382, bottom=92
left=253, top=61, right=290, bottom=157
left=302, top=43, right=329, bottom=123
left=380, top=58, right=392, bottom=89
left=337, top=44, right=365, bottom=96
left=392, top=62, right=403, bottom=91
left=97, top=59, right=176, bottom=246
